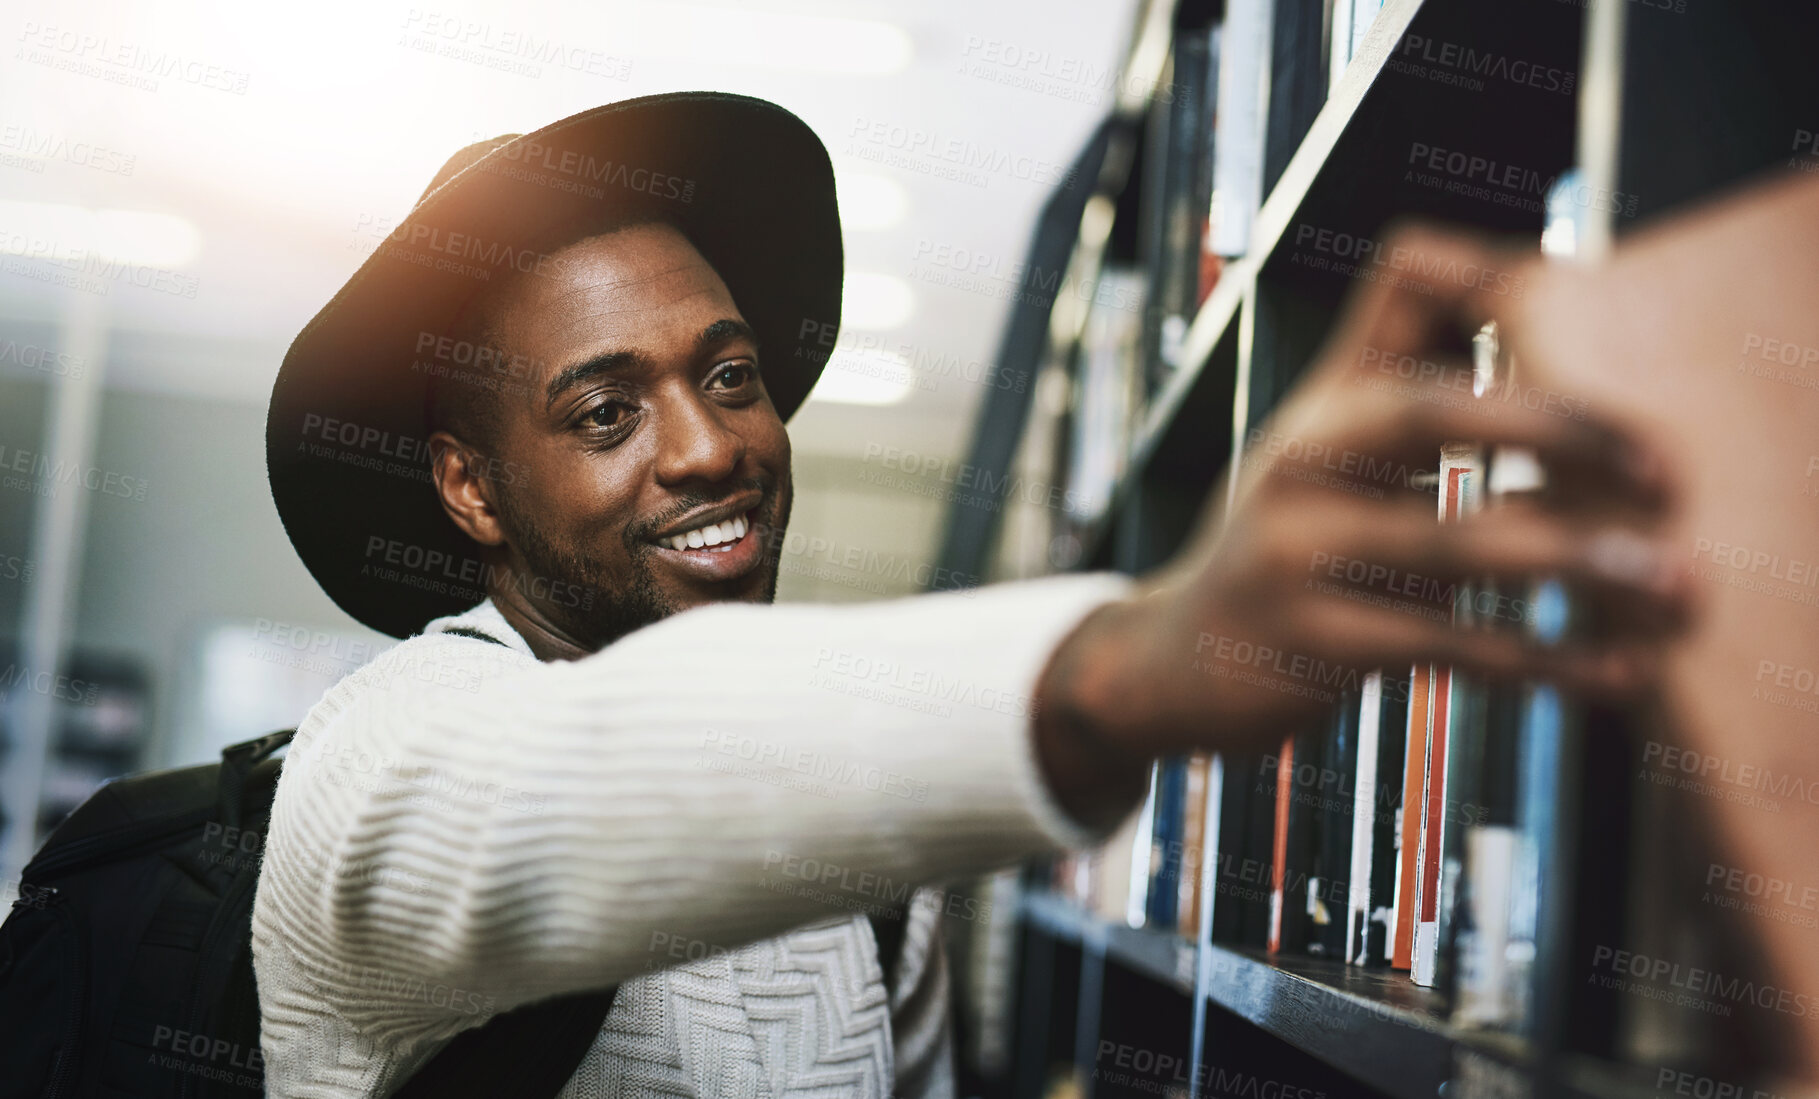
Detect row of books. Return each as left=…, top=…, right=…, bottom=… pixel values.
left=1057, top=0, right=1392, bottom=531
left=1046, top=434, right=1550, bottom=1031
left=1048, top=175, right=1592, bottom=1036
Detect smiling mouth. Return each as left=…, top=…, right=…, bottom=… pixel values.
left=656, top=510, right=753, bottom=554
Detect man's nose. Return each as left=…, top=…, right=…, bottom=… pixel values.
left=653, top=393, right=746, bottom=486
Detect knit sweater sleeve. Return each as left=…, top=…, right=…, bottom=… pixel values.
left=251, top=574, right=1132, bottom=1051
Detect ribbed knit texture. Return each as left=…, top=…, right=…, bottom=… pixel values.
left=251, top=573, right=1131, bottom=1097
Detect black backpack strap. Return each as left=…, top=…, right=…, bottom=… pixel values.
left=391, top=987, right=618, bottom=1099
left=440, top=625, right=509, bottom=646
left=869, top=907, right=908, bottom=994
left=217, top=729, right=295, bottom=830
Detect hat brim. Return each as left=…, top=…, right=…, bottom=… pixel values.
left=267, top=92, right=843, bottom=638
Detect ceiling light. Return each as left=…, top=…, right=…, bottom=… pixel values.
left=841, top=272, right=914, bottom=330
left=0, top=201, right=201, bottom=267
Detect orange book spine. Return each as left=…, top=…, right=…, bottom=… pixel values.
left=1267, top=735, right=1295, bottom=954
left=1391, top=664, right=1432, bottom=970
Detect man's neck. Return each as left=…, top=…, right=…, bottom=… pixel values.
left=488, top=588, right=592, bottom=662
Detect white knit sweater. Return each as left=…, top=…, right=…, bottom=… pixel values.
left=251, top=574, right=1131, bottom=1098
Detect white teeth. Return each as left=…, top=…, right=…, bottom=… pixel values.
left=663, top=512, right=751, bottom=551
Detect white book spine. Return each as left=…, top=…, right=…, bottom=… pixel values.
left=1209, top=0, right=1273, bottom=257
left=1345, top=670, right=1385, bottom=962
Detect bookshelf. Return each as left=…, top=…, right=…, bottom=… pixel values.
left=937, top=0, right=1819, bottom=1096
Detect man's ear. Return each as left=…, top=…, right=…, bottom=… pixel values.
left=429, top=430, right=507, bottom=547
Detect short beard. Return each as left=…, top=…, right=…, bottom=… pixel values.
left=492, top=481, right=791, bottom=653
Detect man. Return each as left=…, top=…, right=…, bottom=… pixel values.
left=254, top=93, right=1685, bottom=1097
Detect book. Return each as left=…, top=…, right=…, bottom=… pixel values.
left=1209, top=746, right=1277, bottom=948
left=1410, top=443, right=1484, bottom=987
left=1265, top=733, right=1295, bottom=953
left=1391, top=663, right=1434, bottom=971
left=1347, top=670, right=1410, bottom=965
left=1327, top=0, right=1386, bottom=93
left=1178, top=753, right=1212, bottom=932
left=1208, top=0, right=1272, bottom=258
left=1145, top=758, right=1189, bottom=930
left=1141, top=23, right=1220, bottom=389
left=1309, top=693, right=1360, bottom=958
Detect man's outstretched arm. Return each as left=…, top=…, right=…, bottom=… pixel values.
left=254, top=226, right=1687, bottom=1054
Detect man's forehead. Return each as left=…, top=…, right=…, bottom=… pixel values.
left=489, top=224, right=741, bottom=353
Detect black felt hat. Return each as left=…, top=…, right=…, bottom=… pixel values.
left=267, top=92, right=843, bottom=638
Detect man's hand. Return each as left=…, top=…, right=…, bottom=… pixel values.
left=1035, top=226, right=1692, bottom=830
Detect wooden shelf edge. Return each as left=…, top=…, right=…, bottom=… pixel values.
left=1021, top=889, right=1196, bottom=995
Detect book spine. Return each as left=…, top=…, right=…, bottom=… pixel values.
left=1346, top=670, right=1385, bottom=962
left=1179, top=754, right=1212, bottom=933
left=1266, top=733, right=1295, bottom=953
left=1208, top=0, right=1273, bottom=258
left=1392, top=663, right=1433, bottom=970
left=1146, top=759, right=1188, bottom=930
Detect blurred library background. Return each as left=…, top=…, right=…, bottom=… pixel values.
left=3, top=0, right=1818, bottom=1097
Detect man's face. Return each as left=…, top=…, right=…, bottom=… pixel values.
left=441, top=222, right=793, bottom=651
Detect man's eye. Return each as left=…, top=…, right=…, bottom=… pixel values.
left=709, top=362, right=758, bottom=390
left=583, top=402, right=633, bottom=429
